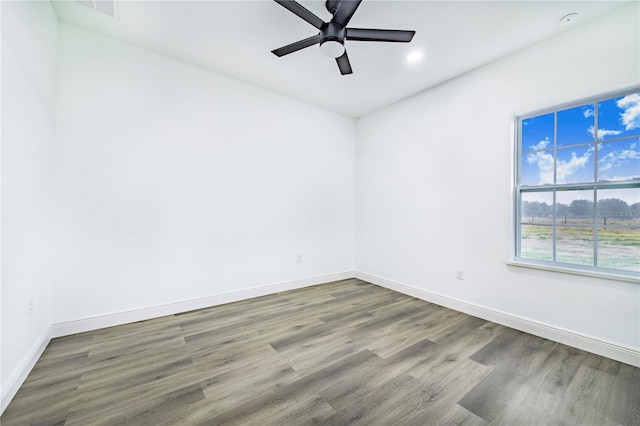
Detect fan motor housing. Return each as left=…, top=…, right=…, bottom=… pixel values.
left=321, top=22, right=346, bottom=44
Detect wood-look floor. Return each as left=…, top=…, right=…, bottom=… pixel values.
left=2, top=278, right=639, bottom=425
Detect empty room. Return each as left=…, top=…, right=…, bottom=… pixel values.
left=1, top=0, right=639, bottom=424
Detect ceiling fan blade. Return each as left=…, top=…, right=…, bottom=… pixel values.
left=336, top=51, right=353, bottom=75
left=333, top=0, right=362, bottom=26
left=272, top=34, right=320, bottom=57
left=273, top=0, right=325, bottom=29
left=346, top=28, right=415, bottom=42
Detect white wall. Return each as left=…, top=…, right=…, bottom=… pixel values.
left=1, top=0, right=57, bottom=412
left=356, top=4, right=640, bottom=351
left=53, top=23, right=355, bottom=324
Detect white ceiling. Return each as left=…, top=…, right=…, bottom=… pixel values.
left=52, top=0, right=631, bottom=118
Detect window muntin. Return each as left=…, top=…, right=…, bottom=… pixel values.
left=516, top=88, right=640, bottom=277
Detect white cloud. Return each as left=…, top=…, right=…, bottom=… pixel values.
left=530, top=137, right=551, bottom=151
left=617, top=93, right=640, bottom=131
left=587, top=125, right=622, bottom=140
left=556, top=150, right=592, bottom=183
left=583, top=108, right=594, bottom=118
left=526, top=147, right=593, bottom=184
left=598, top=147, right=640, bottom=172
left=526, top=150, right=554, bottom=184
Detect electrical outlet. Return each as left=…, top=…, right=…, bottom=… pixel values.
left=296, top=254, right=303, bottom=263
left=455, top=268, right=464, bottom=280
left=28, top=296, right=34, bottom=316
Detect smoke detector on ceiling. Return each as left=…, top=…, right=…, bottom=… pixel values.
left=559, top=12, right=579, bottom=26
left=75, top=0, right=118, bottom=19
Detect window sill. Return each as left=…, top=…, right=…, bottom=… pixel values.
left=506, top=259, right=640, bottom=284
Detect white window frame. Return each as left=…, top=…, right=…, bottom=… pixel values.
left=510, top=87, right=640, bottom=283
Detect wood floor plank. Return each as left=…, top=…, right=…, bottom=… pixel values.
left=65, top=369, right=209, bottom=424
left=208, top=350, right=381, bottom=425
left=610, top=363, right=640, bottom=425
left=322, top=374, right=430, bottom=425
left=435, top=404, right=487, bottom=426
left=2, top=278, right=638, bottom=426
left=68, top=383, right=206, bottom=426
left=458, top=334, right=557, bottom=422
left=189, top=341, right=279, bottom=374
left=1, top=385, right=77, bottom=426
left=523, top=342, right=586, bottom=397
left=405, top=357, right=493, bottom=423
left=319, top=338, right=436, bottom=412
left=469, top=326, right=530, bottom=366
left=557, top=362, right=630, bottom=426
left=276, top=334, right=361, bottom=377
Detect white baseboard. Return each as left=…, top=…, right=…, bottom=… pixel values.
left=52, top=271, right=355, bottom=338
left=355, top=271, right=640, bottom=368
left=1, top=326, right=51, bottom=415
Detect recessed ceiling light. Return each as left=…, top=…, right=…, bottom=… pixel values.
left=559, top=12, right=579, bottom=26
left=406, top=51, right=423, bottom=63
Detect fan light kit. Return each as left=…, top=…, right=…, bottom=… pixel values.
left=271, top=0, right=416, bottom=75
left=320, top=40, right=346, bottom=58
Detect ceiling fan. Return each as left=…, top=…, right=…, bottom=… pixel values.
left=271, top=0, right=416, bottom=75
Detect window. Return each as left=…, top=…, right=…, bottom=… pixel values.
left=515, top=88, right=640, bottom=278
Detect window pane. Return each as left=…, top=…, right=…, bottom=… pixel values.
left=558, top=104, right=594, bottom=146
left=597, top=93, right=640, bottom=140
left=556, top=227, right=593, bottom=266
left=522, top=113, right=554, bottom=151
left=555, top=145, right=595, bottom=184
left=597, top=187, right=640, bottom=226
left=521, top=150, right=553, bottom=186
left=598, top=228, right=640, bottom=272
left=597, top=138, right=640, bottom=182
left=520, top=225, right=553, bottom=261
left=557, top=189, right=594, bottom=225
left=521, top=192, right=553, bottom=224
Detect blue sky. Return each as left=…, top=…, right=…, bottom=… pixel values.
left=521, top=92, right=640, bottom=187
